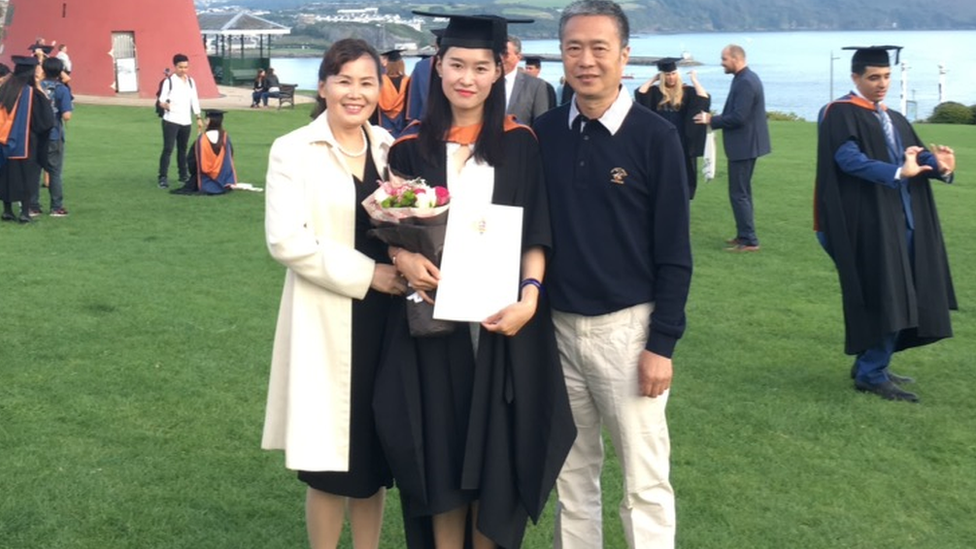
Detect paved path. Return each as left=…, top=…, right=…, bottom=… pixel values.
left=73, top=85, right=315, bottom=110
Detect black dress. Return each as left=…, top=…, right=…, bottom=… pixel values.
left=298, top=149, right=394, bottom=498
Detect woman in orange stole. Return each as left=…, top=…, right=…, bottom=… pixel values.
left=173, top=109, right=237, bottom=195
left=374, top=49, right=410, bottom=137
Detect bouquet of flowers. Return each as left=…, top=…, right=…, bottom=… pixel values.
left=362, top=174, right=454, bottom=337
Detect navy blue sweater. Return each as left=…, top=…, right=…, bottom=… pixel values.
left=533, top=103, right=692, bottom=357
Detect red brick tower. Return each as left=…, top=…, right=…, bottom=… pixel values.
left=1, top=0, right=219, bottom=98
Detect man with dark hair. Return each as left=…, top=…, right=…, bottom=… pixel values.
left=815, top=45, right=957, bottom=403
left=534, top=0, right=691, bottom=546
left=523, top=55, right=556, bottom=110
left=503, top=35, right=549, bottom=125
left=36, top=56, right=73, bottom=217
left=157, top=53, right=202, bottom=188
left=694, top=44, right=770, bottom=252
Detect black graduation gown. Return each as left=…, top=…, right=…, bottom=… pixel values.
left=635, top=85, right=710, bottom=198
left=373, top=122, right=576, bottom=549
left=0, top=87, right=55, bottom=203
left=815, top=98, right=956, bottom=355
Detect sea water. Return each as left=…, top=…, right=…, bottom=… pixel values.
left=272, top=30, right=976, bottom=121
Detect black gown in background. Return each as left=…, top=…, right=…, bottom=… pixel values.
left=0, top=87, right=55, bottom=205
left=634, top=84, right=710, bottom=199
left=298, top=148, right=394, bottom=498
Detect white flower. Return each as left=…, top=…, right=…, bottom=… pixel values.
left=373, top=187, right=390, bottom=203
left=421, top=188, right=438, bottom=208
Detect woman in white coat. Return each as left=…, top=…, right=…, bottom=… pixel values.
left=262, top=38, right=407, bottom=549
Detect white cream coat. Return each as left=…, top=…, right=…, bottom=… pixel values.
left=261, top=113, right=393, bottom=471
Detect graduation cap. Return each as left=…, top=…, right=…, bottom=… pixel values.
left=843, top=45, right=903, bottom=69
left=412, top=11, right=533, bottom=54
left=28, top=43, right=54, bottom=55
left=523, top=55, right=542, bottom=68
left=381, top=49, right=404, bottom=62
left=204, top=109, right=226, bottom=120
left=11, top=55, right=39, bottom=67
left=656, top=57, right=681, bottom=73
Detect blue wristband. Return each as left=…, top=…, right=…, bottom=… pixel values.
left=519, top=278, right=543, bottom=297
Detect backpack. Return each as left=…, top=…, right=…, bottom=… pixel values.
left=155, top=75, right=194, bottom=117
left=40, top=79, right=64, bottom=120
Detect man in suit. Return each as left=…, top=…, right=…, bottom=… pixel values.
left=502, top=35, right=550, bottom=125
left=523, top=56, right=556, bottom=110
left=695, top=44, right=770, bottom=252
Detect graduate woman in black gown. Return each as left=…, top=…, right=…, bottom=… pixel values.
left=374, top=12, right=575, bottom=549
left=262, top=39, right=408, bottom=549
left=0, top=56, right=54, bottom=223
left=635, top=58, right=710, bottom=199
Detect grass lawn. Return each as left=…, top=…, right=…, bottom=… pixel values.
left=1, top=104, right=974, bottom=549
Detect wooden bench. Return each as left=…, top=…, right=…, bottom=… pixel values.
left=277, top=84, right=296, bottom=110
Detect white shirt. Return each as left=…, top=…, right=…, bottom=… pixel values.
left=56, top=51, right=72, bottom=72
left=504, top=68, right=518, bottom=108
left=446, top=143, right=494, bottom=205
left=159, top=74, right=201, bottom=126
left=567, top=85, right=632, bottom=135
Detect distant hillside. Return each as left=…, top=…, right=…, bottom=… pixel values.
left=230, top=0, right=976, bottom=35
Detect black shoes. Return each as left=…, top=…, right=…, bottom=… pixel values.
left=158, top=176, right=169, bottom=189
left=854, top=380, right=919, bottom=403
left=1, top=211, right=14, bottom=222
left=884, top=371, right=915, bottom=385
left=849, top=364, right=915, bottom=384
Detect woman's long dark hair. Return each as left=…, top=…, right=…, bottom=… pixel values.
left=311, top=38, right=382, bottom=119
left=0, top=64, right=36, bottom=112
left=418, top=46, right=507, bottom=168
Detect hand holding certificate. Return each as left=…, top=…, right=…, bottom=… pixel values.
left=433, top=202, right=524, bottom=323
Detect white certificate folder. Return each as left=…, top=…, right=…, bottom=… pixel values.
left=433, top=203, right=523, bottom=322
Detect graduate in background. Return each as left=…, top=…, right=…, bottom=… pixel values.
left=375, top=11, right=574, bottom=549
left=373, top=49, right=410, bottom=137
left=405, top=28, right=444, bottom=123
left=635, top=58, right=710, bottom=199
left=172, top=109, right=237, bottom=195
left=0, top=56, right=54, bottom=223
left=815, top=45, right=957, bottom=403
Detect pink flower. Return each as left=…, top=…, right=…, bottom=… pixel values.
left=434, top=186, right=450, bottom=206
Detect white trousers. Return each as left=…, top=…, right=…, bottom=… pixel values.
left=552, top=303, right=675, bottom=549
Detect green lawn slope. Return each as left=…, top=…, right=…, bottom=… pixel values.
left=0, top=104, right=973, bottom=548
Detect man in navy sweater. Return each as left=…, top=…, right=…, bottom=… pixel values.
left=533, top=1, right=692, bottom=547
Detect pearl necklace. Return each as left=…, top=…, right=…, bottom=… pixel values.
left=335, top=128, right=368, bottom=158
